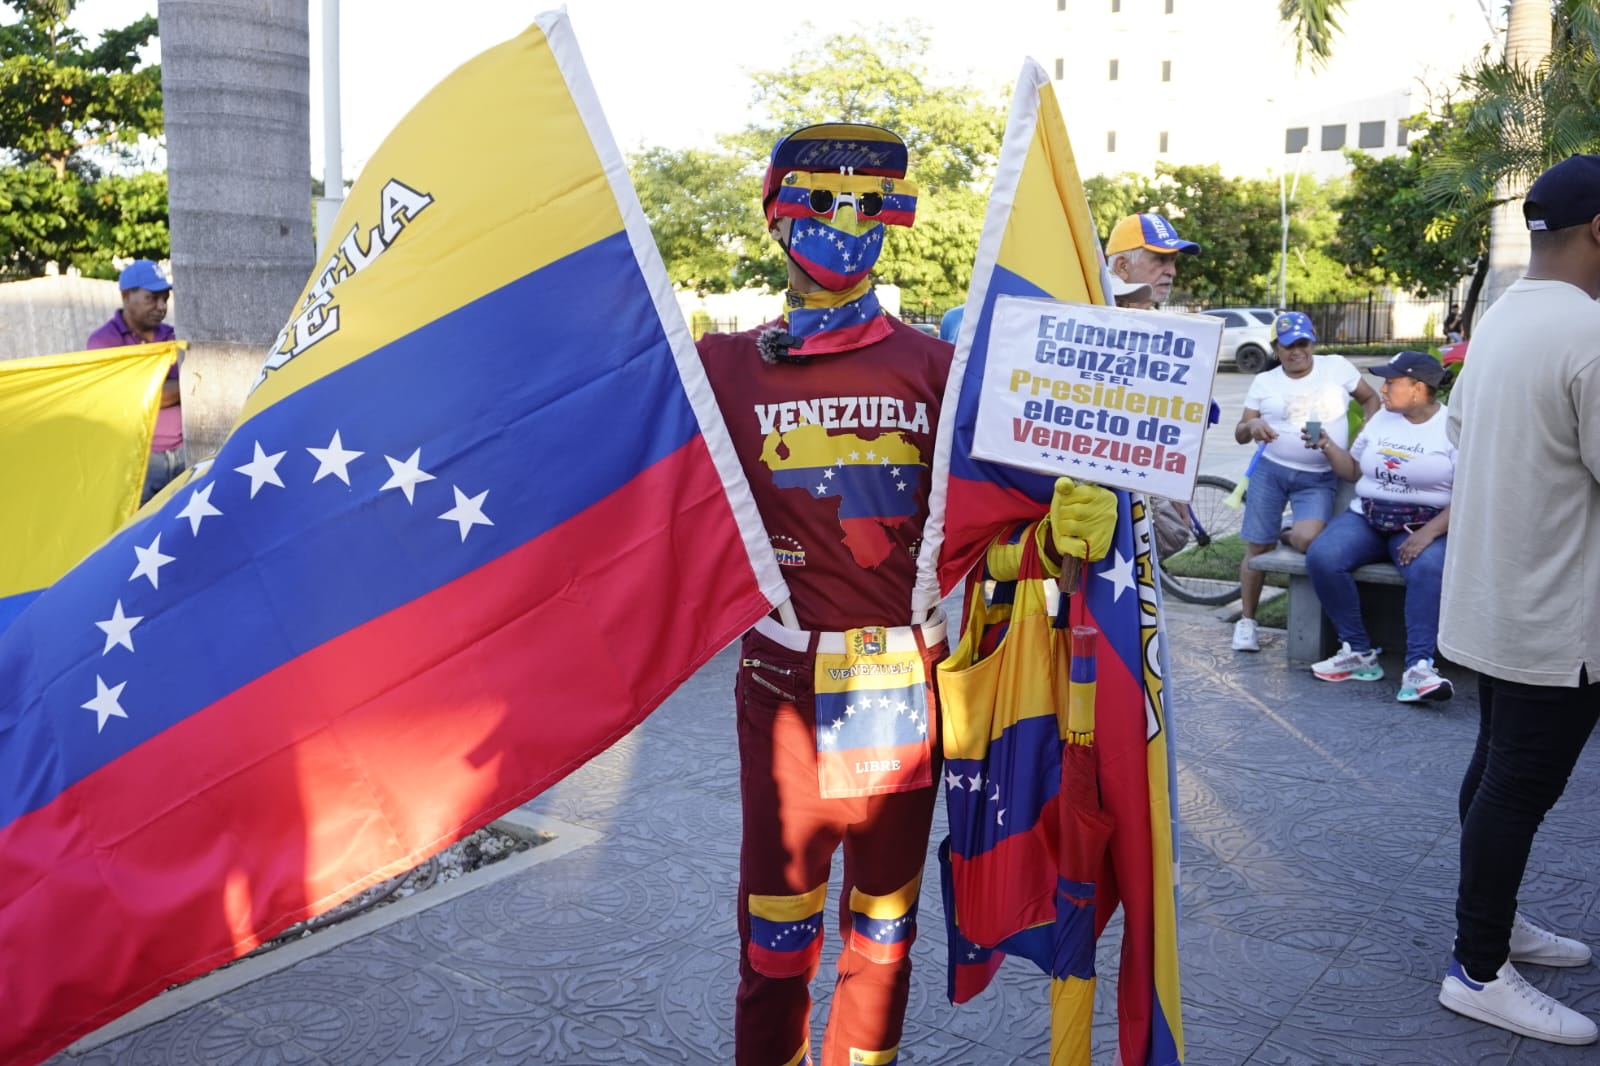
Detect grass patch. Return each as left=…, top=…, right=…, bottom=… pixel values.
left=1257, top=593, right=1289, bottom=629
left=1164, top=535, right=1288, bottom=588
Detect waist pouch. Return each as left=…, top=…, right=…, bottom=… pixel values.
left=1361, top=497, right=1440, bottom=533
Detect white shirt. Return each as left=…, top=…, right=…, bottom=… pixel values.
left=1244, top=354, right=1364, bottom=473
left=1348, top=404, right=1455, bottom=510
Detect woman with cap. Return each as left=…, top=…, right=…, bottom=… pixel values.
left=1303, top=351, right=1456, bottom=701
left=1230, top=312, right=1379, bottom=651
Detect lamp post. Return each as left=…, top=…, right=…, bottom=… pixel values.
left=1278, top=146, right=1311, bottom=309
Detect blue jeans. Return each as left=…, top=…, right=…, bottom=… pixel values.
left=1240, top=457, right=1337, bottom=545
left=142, top=446, right=185, bottom=503
left=1304, top=509, right=1446, bottom=665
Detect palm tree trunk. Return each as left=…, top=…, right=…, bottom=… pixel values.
left=161, top=0, right=315, bottom=459
left=1483, top=0, right=1552, bottom=307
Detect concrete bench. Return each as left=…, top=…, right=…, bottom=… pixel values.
left=1247, top=546, right=1407, bottom=664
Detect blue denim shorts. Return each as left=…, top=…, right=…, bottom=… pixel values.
left=1241, top=456, right=1338, bottom=545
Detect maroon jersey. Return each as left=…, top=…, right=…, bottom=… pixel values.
left=699, top=316, right=952, bottom=632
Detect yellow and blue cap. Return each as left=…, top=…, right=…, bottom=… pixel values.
left=762, top=122, right=909, bottom=224
left=1106, top=213, right=1201, bottom=256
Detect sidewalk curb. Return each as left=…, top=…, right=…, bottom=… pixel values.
left=61, top=809, right=598, bottom=1057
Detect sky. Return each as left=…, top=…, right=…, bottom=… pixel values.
left=70, top=0, right=1044, bottom=181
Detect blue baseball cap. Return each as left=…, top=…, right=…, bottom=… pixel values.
left=1369, top=350, right=1445, bottom=386
left=1106, top=213, right=1201, bottom=256
left=1274, top=311, right=1316, bottom=346
left=118, top=259, right=171, bottom=293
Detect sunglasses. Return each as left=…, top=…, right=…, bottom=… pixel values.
left=771, top=172, right=919, bottom=225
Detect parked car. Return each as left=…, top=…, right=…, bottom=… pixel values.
left=1440, top=339, right=1467, bottom=368
left=1198, top=307, right=1276, bottom=373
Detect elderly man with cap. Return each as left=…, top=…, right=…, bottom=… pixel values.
left=1105, top=210, right=1198, bottom=309
left=1434, top=154, right=1600, bottom=1046
left=87, top=259, right=183, bottom=501
left=1230, top=311, right=1378, bottom=652
left=696, top=120, right=1116, bottom=1066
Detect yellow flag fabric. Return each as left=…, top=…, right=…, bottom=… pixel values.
left=0, top=342, right=178, bottom=625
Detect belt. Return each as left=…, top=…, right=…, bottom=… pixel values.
left=753, top=610, right=947, bottom=655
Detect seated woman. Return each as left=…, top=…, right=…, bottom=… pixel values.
left=1231, top=312, right=1379, bottom=652
left=1304, top=350, right=1455, bottom=702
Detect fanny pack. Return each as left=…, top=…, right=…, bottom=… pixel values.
left=1361, top=498, right=1440, bottom=533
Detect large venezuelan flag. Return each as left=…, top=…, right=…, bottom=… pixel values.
left=0, top=342, right=179, bottom=631
left=915, top=60, right=1184, bottom=1066
left=0, top=14, right=783, bottom=1065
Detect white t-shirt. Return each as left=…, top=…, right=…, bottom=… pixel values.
left=1244, top=355, right=1364, bottom=472
left=1347, top=404, right=1454, bottom=510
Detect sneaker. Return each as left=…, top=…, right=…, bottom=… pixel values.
left=1311, top=642, right=1383, bottom=682
left=1510, top=912, right=1593, bottom=968
left=1397, top=658, right=1454, bottom=703
left=1439, top=959, right=1598, bottom=1045
left=1231, top=618, right=1259, bottom=652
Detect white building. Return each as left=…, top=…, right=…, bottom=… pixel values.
left=1043, top=0, right=1499, bottom=184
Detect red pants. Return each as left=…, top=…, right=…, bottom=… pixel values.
left=733, top=626, right=944, bottom=1066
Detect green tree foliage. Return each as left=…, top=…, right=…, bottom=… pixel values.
left=1331, top=112, right=1488, bottom=297
left=628, top=23, right=1005, bottom=309
left=628, top=146, right=768, bottom=293
left=1087, top=165, right=1289, bottom=302
left=1423, top=0, right=1600, bottom=207
left=0, top=0, right=165, bottom=278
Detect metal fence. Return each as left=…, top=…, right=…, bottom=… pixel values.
left=1164, top=292, right=1473, bottom=347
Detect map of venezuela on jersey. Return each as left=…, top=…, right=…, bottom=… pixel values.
left=762, top=421, right=927, bottom=567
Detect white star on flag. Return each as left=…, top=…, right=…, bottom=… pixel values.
left=130, top=534, right=175, bottom=589
left=189, top=457, right=215, bottom=478
left=94, top=600, right=143, bottom=654
left=966, top=774, right=982, bottom=791
left=439, top=486, right=493, bottom=541
left=175, top=482, right=222, bottom=536
left=234, top=441, right=287, bottom=498
left=944, top=768, right=963, bottom=790
left=82, top=675, right=128, bottom=732
left=307, top=430, right=364, bottom=485
left=1098, top=549, right=1137, bottom=602
left=381, top=448, right=436, bottom=503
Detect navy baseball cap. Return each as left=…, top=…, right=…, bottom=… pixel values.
left=1524, top=154, right=1600, bottom=232
left=1274, top=311, right=1316, bottom=346
left=118, top=259, right=171, bottom=293
left=1369, top=350, right=1445, bottom=386
left=1106, top=213, right=1201, bottom=256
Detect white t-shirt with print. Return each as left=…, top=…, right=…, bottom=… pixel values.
left=1347, top=404, right=1454, bottom=510
left=1244, top=354, right=1364, bottom=472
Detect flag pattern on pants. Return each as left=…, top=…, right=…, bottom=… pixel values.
left=0, top=14, right=785, bottom=1066
left=914, top=58, right=1184, bottom=1066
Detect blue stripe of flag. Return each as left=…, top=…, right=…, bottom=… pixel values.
left=0, top=232, right=699, bottom=826
left=943, top=713, right=1062, bottom=859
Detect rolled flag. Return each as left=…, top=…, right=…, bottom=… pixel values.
left=1223, top=443, right=1266, bottom=509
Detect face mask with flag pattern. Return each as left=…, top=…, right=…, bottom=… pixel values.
left=775, top=171, right=917, bottom=291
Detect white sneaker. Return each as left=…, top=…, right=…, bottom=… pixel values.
left=1510, top=912, right=1593, bottom=967
left=1439, top=959, right=1598, bottom=1045
left=1397, top=657, right=1454, bottom=703
left=1311, top=642, right=1383, bottom=682
left=1231, top=618, right=1259, bottom=652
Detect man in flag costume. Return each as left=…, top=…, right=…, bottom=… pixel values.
left=696, top=121, right=951, bottom=1066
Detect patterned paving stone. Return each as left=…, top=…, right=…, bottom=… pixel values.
left=51, top=604, right=1600, bottom=1066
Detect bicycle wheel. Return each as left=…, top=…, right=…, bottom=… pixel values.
left=1158, top=474, right=1245, bottom=605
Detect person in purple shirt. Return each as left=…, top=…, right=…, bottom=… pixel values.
left=87, top=259, right=183, bottom=501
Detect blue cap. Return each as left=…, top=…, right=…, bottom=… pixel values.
left=1274, top=311, right=1315, bottom=346
left=118, top=259, right=171, bottom=293
left=1369, top=350, right=1445, bottom=386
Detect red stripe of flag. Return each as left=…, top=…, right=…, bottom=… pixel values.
left=1, top=439, right=763, bottom=1064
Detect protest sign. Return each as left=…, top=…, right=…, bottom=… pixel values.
left=969, top=295, right=1222, bottom=502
